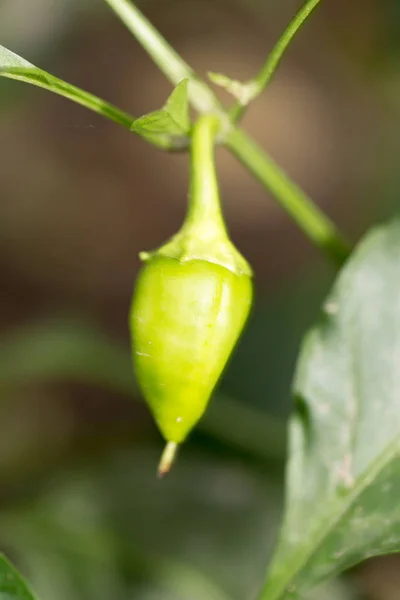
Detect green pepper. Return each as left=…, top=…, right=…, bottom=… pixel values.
left=129, top=115, right=253, bottom=476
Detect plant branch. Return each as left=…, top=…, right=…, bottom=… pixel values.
left=103, top=0, right=350, bottom=267
left=227, top=128, right=351, bottom=267
left=1, top=1, right=349, bottom=267
left=103, top=0, right=222, bottom=115
left=0, top=66, right=135, bottom=130
left=229, top=0, right=323, bottom=121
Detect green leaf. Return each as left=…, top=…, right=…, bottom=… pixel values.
left=164, top=79, right=190, bottom=132
left=0, top=446, right=282, bottom=600
left=0, top=554, right=38, bottom=600
left=131, top=79, right=190, bottom=146
left=260, top=220, right=400, bottom=599
left=0, top=45, right=134, bottom=129
left=0, top=318, right=135, bottom=396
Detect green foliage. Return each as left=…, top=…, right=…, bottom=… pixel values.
left=164, top=79, right=190, bottom=132
left=0, top=448, right=281, bottom=600
left=0, top=46, right=191, bottom=149
left=0, top=4, right=349, bottom=266
left=0, top=319, right=135, bottom=394
left=130, top=79, right=190, bottom=147
left=0, top=446, right=360, bottom=600
left=261, top=221, right=400, bottom=599
left=0, top=45, right=134, bottom=129
left=0, top=555, right=38, bottom=600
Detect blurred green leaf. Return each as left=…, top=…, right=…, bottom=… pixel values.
left=260, top=220, right=400, bottom=599
left=0, top=45, right=134, bottom=129
left=0, top=555, right=38, bottom=600
left=131, top=79, right=190, bottom=145
left=0, top=447, right=282, bottom=600
left=0, top=46, right=189, bottom=149
left=307, top=579, right=359, bottom=600
left=0, top=447, right=360, bottom=600
left=0, top=318, right=135, bottom=395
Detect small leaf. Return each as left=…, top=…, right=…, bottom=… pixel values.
left=164, top=79, right=190, bottom=132
left=0, top=554, right=39, bottom=600
left=130, top=79, right=190, bottom=146
left=131, top=110, right=181, bottom=134
left=0, top=45, right=134, bottom=129
left=260, top=220, right=400, bottom=599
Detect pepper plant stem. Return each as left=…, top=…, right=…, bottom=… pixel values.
left=103, top=0, right=350, bottom=268
left=187, top=115, right=227, bottom=234
left=103, top=0, right=222, bottom=115
left=230, top=0, right=323, bottom=122
left=227, top=128, right=351, bottom=267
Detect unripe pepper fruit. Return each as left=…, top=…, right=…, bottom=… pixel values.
left=129, top=115, right=253, bottom=476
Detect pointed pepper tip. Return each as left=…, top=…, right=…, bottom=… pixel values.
left=157, top=441, right=179, bottom=479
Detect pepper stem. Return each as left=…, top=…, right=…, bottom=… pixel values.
left=157, top=441, right=179, bottom=478
left=183, top=114, right=228, bottom=240
left=143, top=113, right=252, bottom=276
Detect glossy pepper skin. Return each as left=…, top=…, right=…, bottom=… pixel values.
left=129, top=115, right=253, bottom=475
left=131, top=256, right=252, bottom=442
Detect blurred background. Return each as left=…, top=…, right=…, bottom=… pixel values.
left=0, top=0, right=400, bottom=598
